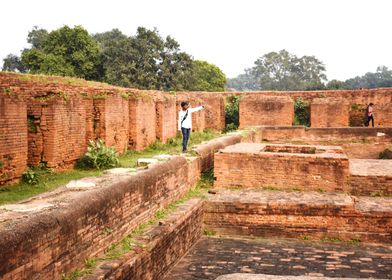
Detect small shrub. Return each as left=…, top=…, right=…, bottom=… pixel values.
left=294, top=97, right=310, bottom=127
left=27, top=116, right=37, bottom=133
left=77, top=140, right=119, bottom=170
left=379, top=149, right=392, bottom=159
left=22, top=169, right=39, bottom=185
left=225, top=94, right=240, bottom=131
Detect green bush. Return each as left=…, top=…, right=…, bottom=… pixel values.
left=294, top=97, right=310, bottom=127
left=76, top=140, right=119, bottom=170
left=224, top=94, right=240, bottom=132
left=22, top=169, right=39, bottom=185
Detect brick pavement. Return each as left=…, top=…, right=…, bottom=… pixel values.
left=165, top=237, right=392, bottom=280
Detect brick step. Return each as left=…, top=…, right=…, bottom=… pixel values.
left=204, top=189, right=392, bottom=243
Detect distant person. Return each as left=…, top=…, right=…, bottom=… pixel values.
left=178, top=101, right=205, bottom=152
left=366, top=103, right=375, bottom=127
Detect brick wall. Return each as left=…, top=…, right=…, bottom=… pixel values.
left=93, top=94, right=129, bottom=153
left=239, top=95, right=294, bottom=128
left=0, top=157, right=191, bottom=279
left=311, top=98, right=349, bottom=127
left=0, top=95, right=27, bottom=185
left=128, top=96, right=156, bottom=150
left=155, top=93, right=177, bottom=143
left=204, top=190, right=391, bottom=243
left=214, top=143, right=350, bottom=192
left=27, top=96, right=87, bottom=169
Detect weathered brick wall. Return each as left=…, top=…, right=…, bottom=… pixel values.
left=128, top=96, right=156, bottom=150
left=194, top=135, right=242, bottom=172
left=0, top=157, right=191, bottom=279
left=239, top=95, right=294, bottom=128
left=204, top=190, right=391, bottom=243
left=81, top=199, right=204, bottom=280
left=27, top=96, right=87, bottom=169
left=311, top=98, right=349, bottom=127
left=94, top=94, right=129, bottom=153
left=350, top=175, right=392, bottom=196
left=155, top=93, right=177, bottom=143
left=254, top=126, right=392, bottom=143
left=0, top=95, right=27, bottom=185
left=214, top=143, right=350, bottom=192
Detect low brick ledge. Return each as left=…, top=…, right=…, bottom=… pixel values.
left=216, top=273, right=389, bottom=280
left=204, top=189, right=392, bottom=243
left=80, top=198, right=204, bottom=280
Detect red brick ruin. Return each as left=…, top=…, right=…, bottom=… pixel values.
left=0, top=72, right=391, bottom=280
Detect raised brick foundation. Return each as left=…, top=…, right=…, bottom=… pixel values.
left=214, top=143, right=350, bottom=192
left=204, top=189, right=392, bottom=243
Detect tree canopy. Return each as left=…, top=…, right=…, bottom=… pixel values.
left=227, top=50, right=327, bottom=91
left=2, top=25, right=226, bottom=92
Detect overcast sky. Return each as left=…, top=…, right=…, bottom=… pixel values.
left=1, top=0, right=391, bottom=80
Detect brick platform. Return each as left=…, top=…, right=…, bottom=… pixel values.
left=203, top=189, right=392, bottom=243
left=214, top=143, right=349, bottom=192
left=349, top=159, right=392, bottom=196
left=165, top=237, right=392, bottom=280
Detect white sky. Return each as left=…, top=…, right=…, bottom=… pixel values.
left=1, top=0, right=391, bottom=80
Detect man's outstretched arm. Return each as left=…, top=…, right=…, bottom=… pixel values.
left=188, top=105, right=204, bottom=113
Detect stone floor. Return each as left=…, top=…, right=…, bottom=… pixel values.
left=165, top=237, right=392, bottom=280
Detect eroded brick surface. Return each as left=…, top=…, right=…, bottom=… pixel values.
left=214, top=143, right=349, bottom=192
left=311, top=98, right=349, bottom=127
left=239, top=96, right=294, bottom=128
left=165, top=237, right=392, bottom=280
left=204, top=189, right=392, bottom=243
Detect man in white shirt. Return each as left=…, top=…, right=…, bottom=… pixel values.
left=178, top=101, right=205, bottom=152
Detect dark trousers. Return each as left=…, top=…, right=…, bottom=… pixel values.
left=366, top=115, right=374, bottom=127
left=181, top=127, right=190, bottom=152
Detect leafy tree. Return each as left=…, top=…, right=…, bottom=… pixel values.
left=27, top=26, right=48, bottom=50
left=22, top=25, right=102, bottom=80
left=188, top=60, right=226, bottom=91
left=228, top=50, right=327, bottom=91
left=325, top=66, right=392, bottom=90
left=2, top=54, right=27, bottom=72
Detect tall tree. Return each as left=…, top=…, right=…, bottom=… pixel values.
left=22, top=25, right=102, bottom=80
left=228, top=50, right=327, bottom=91
left=2, top=54, right=27, bottom=72
left=188, top=60, right=226, bottom=91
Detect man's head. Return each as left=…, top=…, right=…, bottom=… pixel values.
left=369, top=103, right=374, bottom=106
left=181, top=101, right=189, bottom=110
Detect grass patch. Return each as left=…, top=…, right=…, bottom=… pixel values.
left=203, top=229, right=217, bottom=236
left=0, top=169, right=101, bottom=205
left=119, top=130, right=220, bottom=168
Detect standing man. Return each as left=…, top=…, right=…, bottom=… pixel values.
left=178, top=101, right=205, bottom=152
